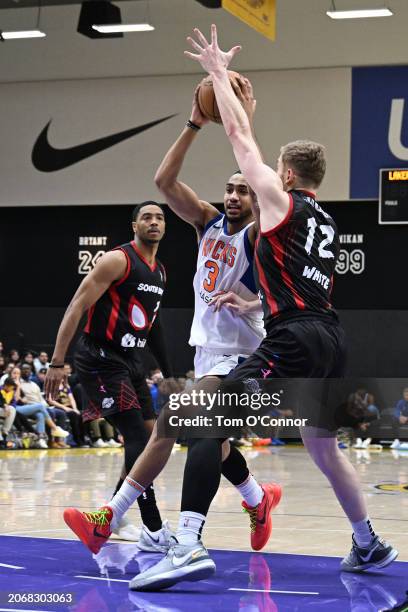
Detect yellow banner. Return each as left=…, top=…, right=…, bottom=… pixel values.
left=222, top=0, right=276, bottom=41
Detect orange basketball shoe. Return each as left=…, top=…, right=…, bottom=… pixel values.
left=63, top=506, right=113, bottom=554
left=242, top=483, right=282, bottom=551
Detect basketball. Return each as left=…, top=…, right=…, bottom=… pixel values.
left=197, top=70, right=243, bottom=124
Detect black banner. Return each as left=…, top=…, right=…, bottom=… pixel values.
left=0, top=201, right=405, bottom=309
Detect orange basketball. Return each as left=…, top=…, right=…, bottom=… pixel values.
left=197, top=70, right=243, bottom=124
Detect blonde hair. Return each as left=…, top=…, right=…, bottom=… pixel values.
left=280, top=140, right=326, bottom=188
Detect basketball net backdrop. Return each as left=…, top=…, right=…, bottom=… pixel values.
left=222, top=0, right=276, bottom=41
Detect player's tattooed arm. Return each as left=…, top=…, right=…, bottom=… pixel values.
left=155, top=87, right=219, bottom=234
left=210, top=291, right=262, bottom=315
left=45, top=251, right=127, bottom=400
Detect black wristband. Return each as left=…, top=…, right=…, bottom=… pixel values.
left=186, top=120, right=201, bottom=132
left=49, top=364, right=64, bottom=369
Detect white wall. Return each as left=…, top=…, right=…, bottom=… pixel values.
left=0, top=67, right=351, bottom=206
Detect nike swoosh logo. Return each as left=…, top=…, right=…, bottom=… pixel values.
left=359, top=543, right=379, bottom=562
left=257, top=506, right=267, bottom=526
left=32, top=114, right=177, bottom=172
left=172, top=548, right=204, bottom=567
left=93, top=526, right=109, bottom=539
left=146, top=533, right=160, bottom=544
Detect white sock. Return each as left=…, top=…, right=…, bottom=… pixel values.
left=236, top=474, right=264, bottom=507
left=176, top=511, right=206, bottom=545
left=352, top=517, right=375, bottom=548
left=109, top=477, right=145, bottom=529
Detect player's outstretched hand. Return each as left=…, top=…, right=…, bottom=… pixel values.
left=185, top=24, right=241, bottom=74
left=191, top=85, right=209, bottom=128
left=210, top=291, right=249, bottom=315
left=44, top=368, right=64, bottom=401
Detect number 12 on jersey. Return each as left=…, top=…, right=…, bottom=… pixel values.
left=304, top=218, right=334, bottom=259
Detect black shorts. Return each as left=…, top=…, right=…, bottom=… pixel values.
left=227, top=318, right=347, bottom=381
left=74, top=334, right=155, bottom=422
left=225, top=319, right=347, bottom=433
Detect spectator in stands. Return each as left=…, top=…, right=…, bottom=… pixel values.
left=22, top=352, right=35, bottom=368
left=33, top=351, right=49, bottom=374
left=19, top=364, right=70, bottom=447
left=0, top=377, right=17, bottom=449
left=32, top=367, right=48, bottom=391
left=0, top=340, right=4, bottom=357
left=146, top=370, right=163, bottom=414
left=8, top=349, right=21, bottom=366
left=341, top=389, right=380, bottom=449
left=391, top=387, right=408, bottom=449
left=88, top=418, right=121, bottom=448
left=0, top=355, right=6, bottom=376
left=13, top=364, right=69, bottom=448
left=47, top=376, right=88, bottom=447
left=64, top=362, right=80, bottom=389
left=0, top=362, right=15, bottom=385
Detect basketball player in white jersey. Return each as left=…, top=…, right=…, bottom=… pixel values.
left=156, top=88, right=264, bottom=377
left=62, top=85, right=282, bottom=589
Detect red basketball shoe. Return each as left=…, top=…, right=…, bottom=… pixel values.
left=63, top=505, right=113, bottom=554
left=242, top=483, right=282, bottom=551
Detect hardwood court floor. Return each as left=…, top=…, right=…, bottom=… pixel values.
left=0, top=444, right=407, bottom=561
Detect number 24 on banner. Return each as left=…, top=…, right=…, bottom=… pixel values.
left=222, top=0, right=276, bottom=41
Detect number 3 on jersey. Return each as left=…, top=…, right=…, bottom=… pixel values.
left=203, top=260, right=219, bottom=292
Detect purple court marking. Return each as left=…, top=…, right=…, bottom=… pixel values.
left=0, top=535, right=406, bottom=611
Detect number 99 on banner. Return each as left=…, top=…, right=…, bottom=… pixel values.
left=335, top=249, right=365, bottom=275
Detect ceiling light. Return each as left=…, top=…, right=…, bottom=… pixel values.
left=78, top=1, right=123, bottom=39
left=1, top=29, right=46, bottom=39
left=327, top=8, right=393, bottom=19
left=92, top=23, right=154, bottom=33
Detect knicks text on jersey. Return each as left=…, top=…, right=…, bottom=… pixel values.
left=190, top=214, right=264, bottom=354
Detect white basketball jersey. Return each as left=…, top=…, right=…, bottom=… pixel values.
left=189, top=214, right=265, bottom=353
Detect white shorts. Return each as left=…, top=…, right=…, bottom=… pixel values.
left=194, top=346, right=249, bottom=379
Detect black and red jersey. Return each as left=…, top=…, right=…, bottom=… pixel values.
left=254, top=189, right=339, bottom=332
left=84, top=241, right=166, bottom=351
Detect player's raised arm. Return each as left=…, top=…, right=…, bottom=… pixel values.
left=154, top=88, right=219, bottom=235
left=185, top=25, right=290, bottom=233
left=45, top=250, right=127, bottom=399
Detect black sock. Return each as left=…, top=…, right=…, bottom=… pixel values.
left=221, top=444, right=250, bottom=486
left=108, top=410, right=163, bottom=530
left=137, top=484, right=162, bottom=532
left=181, top=438, right=223, bottom=516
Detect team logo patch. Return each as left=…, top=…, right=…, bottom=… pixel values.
left=121, top=333, right=136, bottom=348
left=102, top=397, right=115, bottom=410
left=243, top=378, right=261, bottom=393
left=374, top=482, right=408, bottom=493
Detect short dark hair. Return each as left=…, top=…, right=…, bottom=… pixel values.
left=132, top=201, right=163, bottom=222
left=3, top=376, right=16, bottom=388
left=229, top=170, right=256, bottom=201
left=280, top=140, right=326, bottom=188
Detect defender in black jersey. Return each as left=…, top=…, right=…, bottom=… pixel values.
left=45, top=202, right=175, bottom=551
left=167, top=24, right=397, bottom=580
left=228, top=187, right=346, bottom=385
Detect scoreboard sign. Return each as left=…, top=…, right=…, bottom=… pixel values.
left=379, top=168, right=408, bottom=224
